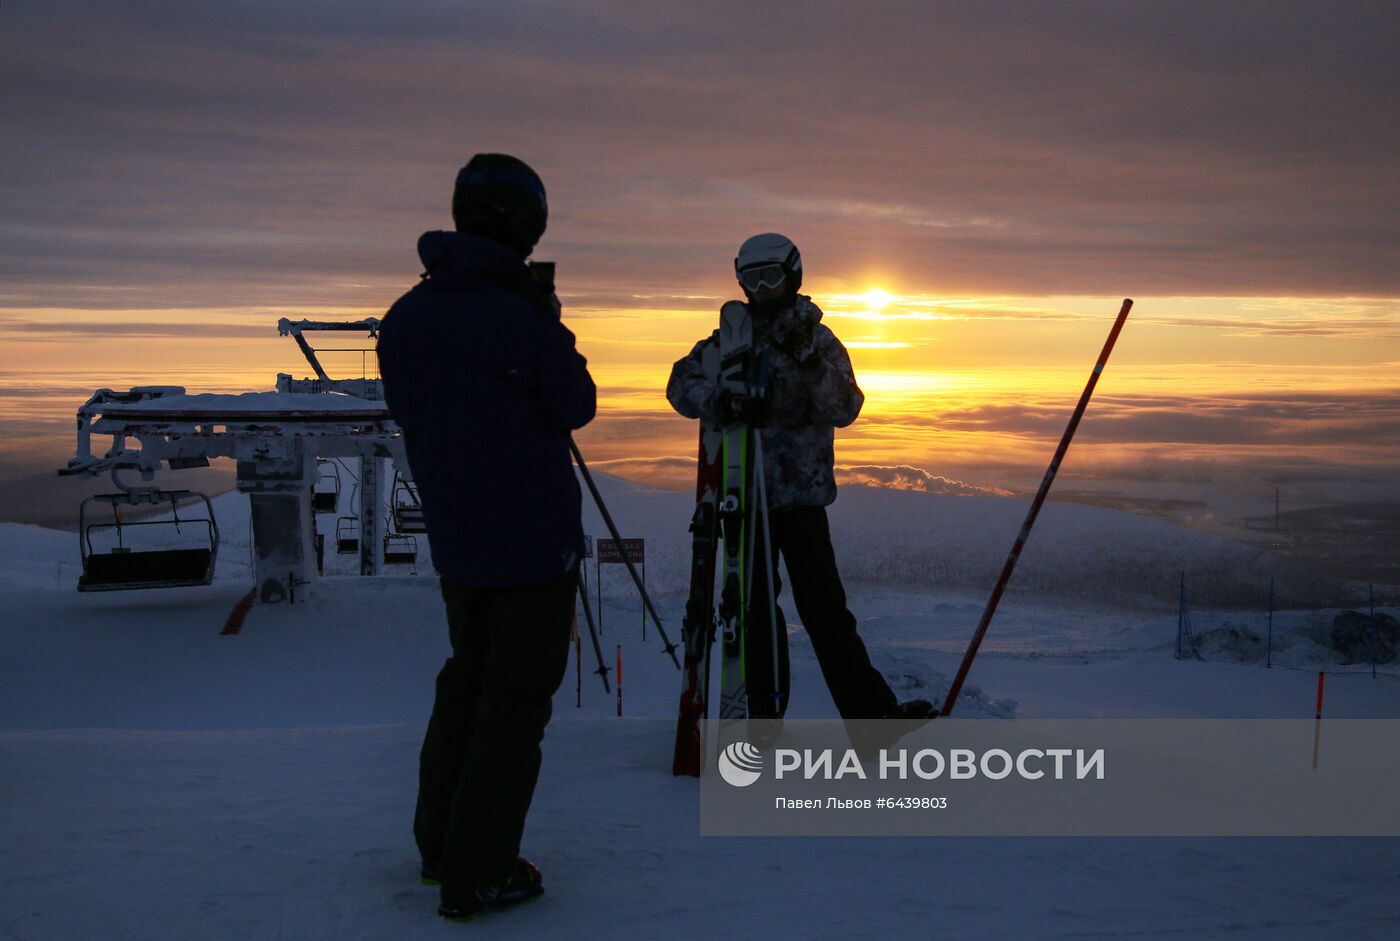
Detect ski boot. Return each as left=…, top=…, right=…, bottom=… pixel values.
left=438, top=857, right=545, bottom=922
left=850, top=699, right=937, bottom=757
left=884, top=698, right=935, bottom=721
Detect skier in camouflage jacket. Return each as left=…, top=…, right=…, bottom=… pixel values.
left=665, top=233, right=932, bottom=722
left=667, top=294, right=861, bottom=509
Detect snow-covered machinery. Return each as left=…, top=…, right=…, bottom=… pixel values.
left=78, top=486, right=219, bottom=592
left=311, top=459, right=341, bottom=513
left=59, top=318, right=427, bottom=603
left=335, top=514, right=361, bottom=555
left=391, top=470, right=426, bottom=534
left=383, top=532, right=419, bottom=566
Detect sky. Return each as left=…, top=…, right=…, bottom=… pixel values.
left=2, top=1, right=1398, bottom=522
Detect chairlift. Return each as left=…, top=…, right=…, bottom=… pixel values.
left=333, top=480, right=361, bottom=554
left=391, top=471, right=426, bottom=533
left=335, top=516, right=360, bottom=554
left=78, top=490, right=219, bottom=592
left=383, top=533, right=418, bottom=565
left=312, top=460, right=340, bottom=513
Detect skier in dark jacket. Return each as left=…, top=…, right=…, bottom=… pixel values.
left=377, top=154, right=595, bottom=922
left=667, top=233, right=932, bottom=722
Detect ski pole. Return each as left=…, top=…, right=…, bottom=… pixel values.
left=570, top=438, right=681, bottom=669
left=751, top=435, right=783, bottom=717
left=941, top=298, right=1133, bottom=717
left=1312, top=671, right=1325, bottom=769
left=576, top=571, right=612, bottom=694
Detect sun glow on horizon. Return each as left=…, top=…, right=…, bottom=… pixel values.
left=864, top=288, right=893, bottom=310
left=6, top=294, right=1399, bottom=498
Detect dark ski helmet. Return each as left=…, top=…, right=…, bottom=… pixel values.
left=452, top=154, right=548, bottom=256
left=735, top=232, right=803, bottom=303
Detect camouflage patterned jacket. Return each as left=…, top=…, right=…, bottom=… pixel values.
left=666, top=295, right=863, bottom=508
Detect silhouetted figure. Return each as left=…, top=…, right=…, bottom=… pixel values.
left=667, top=233, right=932, bottom=722
left=378, top=154, right=595, bottom=922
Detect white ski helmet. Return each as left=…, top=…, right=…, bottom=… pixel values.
left=734, top=232, right=803, bottom=296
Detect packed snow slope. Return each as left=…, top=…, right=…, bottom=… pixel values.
left=3, top=474, right=1398, bottom=939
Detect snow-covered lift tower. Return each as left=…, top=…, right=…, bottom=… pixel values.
left=59, top=318, right=413, bottom=602
left=276, top=318, right=388, bottom=578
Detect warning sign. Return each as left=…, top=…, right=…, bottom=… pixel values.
left=597, top=538, right=645, bottom=565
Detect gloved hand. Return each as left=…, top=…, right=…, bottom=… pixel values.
left=768, top=306, right=817, bottom=363
left=528, top=261, right=561, bottom=319
left=710, top=387, right=772, bottom=428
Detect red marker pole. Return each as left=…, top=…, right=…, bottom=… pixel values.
left=941, top=299, right=1134, bottom=716
left=616, top=645, right=623, bottom=717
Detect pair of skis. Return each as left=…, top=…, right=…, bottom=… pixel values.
left=672, top=301, right=781, bottom=776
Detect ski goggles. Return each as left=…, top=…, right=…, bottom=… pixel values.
left=738, top=263, right=787, bottom=293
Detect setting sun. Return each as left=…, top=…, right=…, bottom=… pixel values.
left=864, top=288, right=894, bottom=310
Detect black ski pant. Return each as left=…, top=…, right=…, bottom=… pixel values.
left=414, top=571, right=575, bottom=892
left=743, top=505, right=898, bottom=720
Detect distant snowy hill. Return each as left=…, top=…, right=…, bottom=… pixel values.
left=576, top=473, right=1337, bottom=608
left=15, top=472, right=1312, bottom=603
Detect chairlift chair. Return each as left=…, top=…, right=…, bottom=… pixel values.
left=391, top=471, right=426, bottom=533
left=383, top=532, right=418, bottom=565
left=78, top=490, right=219, bottom=591
left=311, top=460, right=340, bottom=513
left=335, top=516, right=360, bottom=554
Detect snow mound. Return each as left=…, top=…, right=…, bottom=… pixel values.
left=579, top=473, right=1319, bottom=608
left=1187, top=605, right=1400, bottom=671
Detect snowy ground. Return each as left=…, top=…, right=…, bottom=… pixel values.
left=3, top=475, right=1399, bottom=939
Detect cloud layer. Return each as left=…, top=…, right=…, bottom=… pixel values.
left=3, top=1, right=1399, bottom=310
